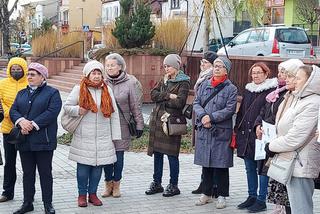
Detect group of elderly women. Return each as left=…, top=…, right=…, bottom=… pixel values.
left=0, top=51, right=319, bottom=214
left=190, top=52, right=320, bottom=214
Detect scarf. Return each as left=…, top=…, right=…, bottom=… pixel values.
left=194, top=68, right=213, bottom=90
left=79, top=77, right=114, bottom=118
left=265, top=85, right=287, bottom=103
left=211, top=75, right=227, bottom=87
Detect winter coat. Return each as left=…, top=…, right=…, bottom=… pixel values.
left=64, top=85, right=121, bottom=166
left=0, top=58, right=28, bottom=134
left=269, top=65, right=320, bottom=179
left=254, top=88, right=287, bottom=175
left=148, top=71, right=190, bottom=157
left=10, top=83, right=62, bottom=151
left=106, top=72, right=144, bottom=151
left=236, top=78, right=278, bottom=159
left=193, top=79, right=237, bottom=168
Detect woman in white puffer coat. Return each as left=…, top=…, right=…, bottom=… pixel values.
left=268, top=65, right=320, bottom=214
left=64, top=60, right=121, bottom=208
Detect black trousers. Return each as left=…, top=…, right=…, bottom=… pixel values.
left=19, top=150, right=54, bottom=203
left=202, top=167, right=229, bottom=197
left=2, top=134, right=17, bottom=198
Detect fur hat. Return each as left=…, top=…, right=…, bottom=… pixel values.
left=279, top=59, right=304, bottom=77
left=83, top=60, right=105, bottom=77
left=163, top=54, right=181, bottom=70
left=28, top=62, right=49, bottom=79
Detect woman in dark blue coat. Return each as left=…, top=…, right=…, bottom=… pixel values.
left=193, top=57, right=237, bottom=209
left=235, top=62, right=277, bottom=213
left=10, top=63, right=62, bottom=214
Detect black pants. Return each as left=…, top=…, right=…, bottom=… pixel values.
left=2, top=134, right=17, bottom=198
left=19, top=150, right=54, bottom=203
left=202, top=167, right=229, bottom=197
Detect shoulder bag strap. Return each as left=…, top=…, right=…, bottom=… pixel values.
left=115, top=101, right=130, bottom=125
left=201, top=82, right=228, bottom=108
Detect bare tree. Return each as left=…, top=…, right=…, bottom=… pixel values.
left=0, top=0, right=19, bottom=55
left=296, top=0, right=318, bottom=43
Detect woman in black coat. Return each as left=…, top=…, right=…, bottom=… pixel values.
left=235, top=62, right=277, bottom=213
left=10, top=63, right=62, bottom=214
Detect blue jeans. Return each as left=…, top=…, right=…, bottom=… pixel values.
left=77, top=163, right=103, bottom=195
left=104, top=151, right=124, bottom=182
left=244, top=158, right=269, bottom=202
left=153, top=152, right=179, bottom=185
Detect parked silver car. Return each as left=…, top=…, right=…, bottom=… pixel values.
left=217, top=26, right=314, bottom=58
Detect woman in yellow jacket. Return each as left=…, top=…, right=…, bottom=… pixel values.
left=0, top=57, right=28, bottom=202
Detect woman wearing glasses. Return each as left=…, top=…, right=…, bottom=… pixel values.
left=146, top=54, right=190, bottom=197
left=193, top=57, right=237, bottom=209
left=10, top=62, right=62, bottom=214
left=235, top=62, right=278, bottom=212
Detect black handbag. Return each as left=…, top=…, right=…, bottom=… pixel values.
left=182, top=104, right=193, bottom=119
left=315, top=173, right=320, bottom=190
left=167, top=115, right=187, bottom=136
left=7, top=127, right=25, bottom=144
left=116, top=102, right=137, bottom=137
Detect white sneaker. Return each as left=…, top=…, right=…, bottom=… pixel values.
left=195, top=194, right=213, bottom=206
left=216, top=196, right=226, bottom=209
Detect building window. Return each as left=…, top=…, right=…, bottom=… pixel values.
left=271, top=7, right=284, bottom=24
left=171, top=0, right=180, bottom=9
left=114, top=6, right=119, bottom=18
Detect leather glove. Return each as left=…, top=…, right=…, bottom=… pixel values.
left=264, top=143, right=276, bottom=158
left=136, top=130, right=143, bottom=138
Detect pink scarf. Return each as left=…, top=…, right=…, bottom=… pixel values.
left=266, top=85, right=287, bottom=103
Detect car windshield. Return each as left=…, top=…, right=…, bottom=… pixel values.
left=275, top=29, right=310, bottom=44
left=21, top=44, right=31, bottom=48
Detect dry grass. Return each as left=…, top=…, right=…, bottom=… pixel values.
left=102, top=22, right=120, bottom=49
left=32, top=31, right=84, bottom=58
left=153, top=19, right=189, bottom=52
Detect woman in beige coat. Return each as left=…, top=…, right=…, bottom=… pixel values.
left=268, top=65, right=320, bottom=214
left=102, top=53, right=144, bottom=198
left=64, top=60, right=121, bottom=207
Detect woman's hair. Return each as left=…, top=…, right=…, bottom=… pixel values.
left=105, top=53, right=126, bottom=71
left=298, top=65, right=313, bottom=79
left=248, top=62, right=270, bottom=80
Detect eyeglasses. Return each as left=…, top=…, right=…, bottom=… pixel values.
left=105, top=64, right=119, bottom=69
left=251, top=72, right=265, bottom=76
left=26, top=72, right=39, bottom=77
left=214, top=64, right=226, bottom=69
left=200, top=59, right=210, bottom=64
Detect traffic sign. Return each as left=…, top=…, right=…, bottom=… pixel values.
left=82, top=25, right=89, bottom=32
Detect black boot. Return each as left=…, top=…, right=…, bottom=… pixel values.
left=162, top=184, right=180, bottom=197
left=247, top=199, right=267, bottom=213
left=237, top=196, right=256, bottom=209
left=191, top=182, right=203, bottom=194
left=145, top=182, right=164, bottom=195
left=13, top=202, right=34, bottom=214
left=44, top=203, right=55, bottom=214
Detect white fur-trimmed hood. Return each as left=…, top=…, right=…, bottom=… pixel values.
left=245, top=78, right=278, bottom=93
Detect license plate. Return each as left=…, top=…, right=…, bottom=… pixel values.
left=288, top=50, right=303, bottom=55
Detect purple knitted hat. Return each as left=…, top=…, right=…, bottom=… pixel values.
left=28, top=62, right=48, bottom=79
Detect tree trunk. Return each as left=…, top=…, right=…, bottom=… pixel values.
left=2, top=8, right=11, bottom=54
left=203, top=17, right=210, bottom=52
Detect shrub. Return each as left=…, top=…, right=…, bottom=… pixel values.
left=153, top=18, right=189, bottom=52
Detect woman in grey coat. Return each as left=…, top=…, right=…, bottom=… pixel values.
left=193, top=57, right=237, bottom=209
left=102, top=53, right=144, bottom=198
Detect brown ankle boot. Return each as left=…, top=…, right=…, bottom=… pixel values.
left=88, top=193, right=103, bottom=206
left=101, top=181, right=113, bottom=198
left=78, top=195, right=87, bottom=207
left=112, top=181, right=121, bottom=198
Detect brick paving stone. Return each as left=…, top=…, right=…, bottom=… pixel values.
left=1, top=144, right=318, bottom=214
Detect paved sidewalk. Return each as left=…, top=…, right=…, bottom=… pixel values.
left=0, top=91, right=319, bottom=213
left=0, top=145, right=320, bottom=214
